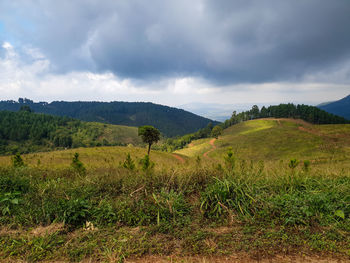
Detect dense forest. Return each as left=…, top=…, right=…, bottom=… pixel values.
left=318, top=94, right=350, bottom=120
left=0, top=99, right=218, bottom=137
left=0, top=109, right=141, bottom=155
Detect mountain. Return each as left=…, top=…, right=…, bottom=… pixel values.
left=318, top=95, right=350, bottom=120
left=0, top=99, right=219, bottom=137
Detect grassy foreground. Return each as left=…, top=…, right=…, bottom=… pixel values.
left=0, top=155, right=349, bottom=262
left=0, top=118, right=349, bottom=262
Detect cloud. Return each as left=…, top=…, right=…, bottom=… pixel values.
left=1, top=0, right=350, bottom=85
left=0, top=42, right=348, bottom=109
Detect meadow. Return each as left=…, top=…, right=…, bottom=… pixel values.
left=0, top=118, right=349, bottom=262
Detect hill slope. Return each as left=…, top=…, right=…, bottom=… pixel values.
left=0, top=110, right=141, bottom=155
left=0, top=99, right=218, bottom=137
left=176, top=118, right=350, bottom=163
left=318, top=94, right=350, bottom=120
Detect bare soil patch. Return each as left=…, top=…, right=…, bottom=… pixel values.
left=172, top=153, right=185, bottom=163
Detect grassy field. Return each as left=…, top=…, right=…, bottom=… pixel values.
left=0, top=118, right=349, bottom=262
left=177, top=118, right=350, bottom=163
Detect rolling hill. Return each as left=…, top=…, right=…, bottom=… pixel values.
left=0, top=99, right=219, bottom=137
left=318, top=94, right=350, bottom=120
left=176, top=118, right=350, bottom=165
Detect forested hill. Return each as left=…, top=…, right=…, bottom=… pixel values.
left=318, top=94, right=350, bottom=120
left=0, top=99, right=218, bottom=137
left=0, top=110, right=141, bottom=155
left=220, top=103, right=349, bottom=130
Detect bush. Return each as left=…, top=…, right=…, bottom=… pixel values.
left=140, top=154, right=154, bottom=171
left=12, top=153, right=25, bottom=168
left=200, top=177, right=257, bottom=219
left=71, top=153, right=86, bottom=175
left=122, top=153, right=135, bottom=170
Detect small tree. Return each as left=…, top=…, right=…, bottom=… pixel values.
left=71, top=153, right=86, bottom=175
left=138, top=125, right=160, bottom=155
left=123, top=153, right=135, bottom=170
left=211, top=125, right=223, bottom=139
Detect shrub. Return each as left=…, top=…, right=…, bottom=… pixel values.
left=200, top=177, right=257, bottom=219
left=140, top=154, right=154, bottom=171
left=12, top=153, right=25, bottom=168
left=123, top=153, right=135, bottom=170
left=224, top=148, right=235, bottom=171
left=71, top=153, right=86, bottom=175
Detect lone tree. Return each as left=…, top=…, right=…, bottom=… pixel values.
left=211, top=125, right=223, bottom=139
left=138, top=125, right=160, bottom=155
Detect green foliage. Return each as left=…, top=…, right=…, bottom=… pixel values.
left=138, top=125, right=160, bottom=155
left=211, top=125, right=223, bottom=139
left=62, top=198, right=91, bottom=227
left=152, top=189, right=190, bottom=228
left=122, top=153, right=135, bottom=170
left=19, top=105, right=33, bottom=112
left=0, top=192, right=21, bottom=215
left=200, top=177, right=257, bottom=219
left=140, top=154, right=155, bottom=171
left=303, top=160, right=311, bottom=172
left=224, top=148, right=235, bottom=171
left=0, top=110, right=141, bottom=155
left=220, top=103, right=349, bottom=132
left=71, top=153, right=86, bottom=175
left=288, top=158, right=299, bottom=169
left=12, top=153, right=25, bottom=168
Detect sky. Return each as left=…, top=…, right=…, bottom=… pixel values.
left=0, top=0, right=350, bottom=109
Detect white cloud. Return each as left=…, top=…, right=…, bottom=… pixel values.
left=0, top=41, right=349, bottom=108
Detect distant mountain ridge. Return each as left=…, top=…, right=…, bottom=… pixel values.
left=318, top=95, right=350, bottom=120
left=0, top=99, right=219, bottom=137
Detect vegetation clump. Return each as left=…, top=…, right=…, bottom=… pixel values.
left=122, top=153, right=135, bottom=170
left=12, top=153, right=25, bottom=168
left=71, top=153, right=86, bottom=175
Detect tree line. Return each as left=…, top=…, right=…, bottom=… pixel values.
left=220, top=103, right=349, bottom=130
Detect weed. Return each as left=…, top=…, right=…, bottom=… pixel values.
left=288, top=158, right=299, bottom=169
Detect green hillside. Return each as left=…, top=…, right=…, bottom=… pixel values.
left=0, top=110, right=141, bottom=155
left=177, top=118, right=350, bottom=163
left=0, top=99, right=219, bottom=137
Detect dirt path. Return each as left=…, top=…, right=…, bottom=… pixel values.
left=203, top=138, right=217, bottom=159
left=172, top=153, right=185, bottom=163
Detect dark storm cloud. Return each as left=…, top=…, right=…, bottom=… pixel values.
left=1, top=0, right=350, bottom=84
